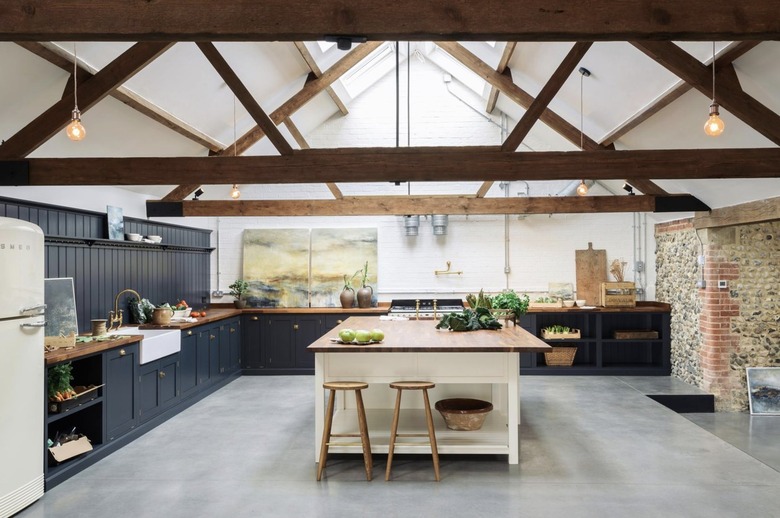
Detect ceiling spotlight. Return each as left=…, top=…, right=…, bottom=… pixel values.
left=65, top=43, right=86, bottom=141
left=231, top=184, right=241, bottom=200
left=622, top=183, right=635, bottom=195
left=576, top=180, right=589, bottom=196
left=192, top=188, right=204, bottom=201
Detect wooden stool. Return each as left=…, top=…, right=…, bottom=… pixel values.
left=385, top=381, right=440, bottom=481
left=317, top=381, right=372, bottom=481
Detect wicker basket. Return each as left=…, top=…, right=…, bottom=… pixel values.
left=544, top=346, right=577, bottom=366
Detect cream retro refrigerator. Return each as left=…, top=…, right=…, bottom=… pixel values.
left=0, top=217, right=45, bottom=517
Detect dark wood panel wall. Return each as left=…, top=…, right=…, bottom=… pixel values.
left=1, top=196, right=212, bottom=331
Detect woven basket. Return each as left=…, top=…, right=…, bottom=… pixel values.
left=544, top=346, right=577, bottom=366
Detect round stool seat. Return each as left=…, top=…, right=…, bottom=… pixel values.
left=323, top=381, right=369, bottom=391
left=389, top=380, right=435, bottom=390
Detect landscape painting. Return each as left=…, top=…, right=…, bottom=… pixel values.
left=310, top=228, right=378, bottom=307
left=243, top=229, right=310, bottom=307
left=107, top=205, right=124, bottom=240
left=746, top=367, right=780, bottom=415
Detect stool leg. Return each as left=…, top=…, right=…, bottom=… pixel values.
left=317, top=388, right=336, bottom=481
left=354, top=389, right=372, bottom=481
left=385, top=388, right=403, bottom=481
left=422, top=388, right=440, bottom=481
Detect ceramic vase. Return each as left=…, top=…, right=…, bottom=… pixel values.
left=339, top=289, right=355, bottom=309
left=356, top=286, right=373, bottom=308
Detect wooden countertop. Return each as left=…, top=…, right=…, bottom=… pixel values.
left=307, top=316, right=552, bottom=353
left=45, top=335, right=142, bottom=365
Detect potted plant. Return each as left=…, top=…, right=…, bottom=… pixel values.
left=490, top=290, right=530, bottom=323
left=340, top=269, right=361, bottom=309
left=229, top=279, right=250, bottom=309
left=356, top=261, right=373, bottom=308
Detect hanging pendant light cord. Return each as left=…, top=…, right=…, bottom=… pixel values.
left=711, top=41, right=716, bottom=102
left=73, top=43, right=78, bottom=111
left=579, top=71, right=584, bottom=151
left=233, top=94, right=237, bottom=157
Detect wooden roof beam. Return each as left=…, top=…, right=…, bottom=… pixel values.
left=695, top=196, right=780, bottom=229
left=435, top=41, right=610, bottom=151
left=294, top=42, right=349, bottom=115
left=502, top=42, right=592, bottom=151
left=632, top=41, right=780, bottom=146
left=283, top=118, right=343, bottom=199
left=2, top=1, right=778, bottom=41
left=7, top=147, right=780, bottom=186
left=0, top=42, right=173, bottom=158
left=197, top=42, right=293, bottom=155
left=486, top=42, right=516, bottom=114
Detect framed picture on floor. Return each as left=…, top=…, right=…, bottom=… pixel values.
left=746, top=367, right=780, bottom=415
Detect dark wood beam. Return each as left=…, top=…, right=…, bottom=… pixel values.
left=632, top=41, right=780, bottom=146
left=475, top=182, right=494, bottom=198
left=436, top=41, right=610, bottom=151
left=218, top=41, right=381, bottom=156
left=486, top=42, right=516, bottom=114
left=9, top=147, right=780, bottom=186
left=626, top=179, right=669, bottom=196
left=0, top=42, right=173, bottom=158
left=294, top=42, right=349, bottom=115
left=501, top=42, right=592, bottom=151
left=282, top=117, right=344, bottom=199
left=162, top=184, right=201, bottom=202
left=3, top=1, right=779, bottom=41
left=197, top=42, right=293, bottom=155
left=695, top=196, right=780, bottom=229
left=15, top=42, right=223, bottom=152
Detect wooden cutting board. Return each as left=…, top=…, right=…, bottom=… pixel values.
left=575, top=242, right=607, bottom=305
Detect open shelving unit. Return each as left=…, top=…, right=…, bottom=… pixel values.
left=518, top=303, right=671, bottom=376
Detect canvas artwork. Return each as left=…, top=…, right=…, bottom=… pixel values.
left=310, top=228, right=378, bottom=307
left=242, top=229, right=310, bottom=307
left=746, top=367, right=780, bottom=415
left=106, top=205, right=124, bottom=240
left=44, top=278, right=79, bottom=346
left=549, top=282, right=574, bottom=301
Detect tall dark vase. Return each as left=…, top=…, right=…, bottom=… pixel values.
left=339, top=289, right=355, bottom=309
left=356, top=286, right=373, bottom=308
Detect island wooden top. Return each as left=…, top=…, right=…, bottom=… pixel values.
left=307, top=316, right=552, bottom=353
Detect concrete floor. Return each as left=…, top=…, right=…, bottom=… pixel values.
left=18, top=376, right=780, bottom=518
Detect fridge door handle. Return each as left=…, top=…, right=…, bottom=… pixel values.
left=20, top=303, right=46, bottom=315
left=20, top=321, right=47, bottom=328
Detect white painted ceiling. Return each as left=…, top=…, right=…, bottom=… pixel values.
left=1, top=40, right=779, bottom=214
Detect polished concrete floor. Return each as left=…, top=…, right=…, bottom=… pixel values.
left=19, top=376, right=780, bottom=518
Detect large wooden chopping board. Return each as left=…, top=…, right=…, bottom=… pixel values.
left=575, top=242, right=606, bottom=305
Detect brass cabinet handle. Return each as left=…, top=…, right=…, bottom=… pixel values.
left=337, top=319, right=343, bottom=324
left=210, top=334, right=216, bottom=340
left=230, top=328, right=236, bottom=333
left=293, top=324, right=299, bottom=330
left=159, top=371, right=166, bottom=379
left=251, top=316, right=259, bottom=321
left=187, top=330, right=193, bottom=336
left=119, top=349, right=126, bottom=356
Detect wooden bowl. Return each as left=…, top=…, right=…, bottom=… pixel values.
left=435, top=398, right=493, bottom=431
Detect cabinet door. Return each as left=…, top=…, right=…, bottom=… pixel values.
left=179, top=331, right=198, bottom=399
left=294, top=315, right=321, bottom=369
left=209, top=324, right=220, bottom=379
left=228, top=318, right=241, bottom=372
left=138, top=360, right=161, bottom=423
left=263, top=315, right=295, bottom=368
left=218, top=322, right=230, bottom=375
left=322, top=314, right=348, bottom=333
left=158, top=354, right=180, bottom=411
left=242, top=315, right=262, bottom=369
left=196, top=328, right=211, bottom=385
left=105, top=343, right=139, bottom=441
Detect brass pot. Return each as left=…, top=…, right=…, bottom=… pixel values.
left=151, top=307, right=174, bottom=325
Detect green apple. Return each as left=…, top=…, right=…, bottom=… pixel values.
left=354, top=329, right=372, bottom=343
left=338, top=329, right=356, bottom=342
left=370, top=328, right=384, bottom=341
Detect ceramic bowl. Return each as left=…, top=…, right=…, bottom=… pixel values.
left=172, top=308, right=192, bottom=319
left=125, top=233, right=142, bottom=242
left=575, top=299, right=587, bottom=307
left=563, top=300, right=575, bottom=308
left=147, top=235, right=162, bottom=243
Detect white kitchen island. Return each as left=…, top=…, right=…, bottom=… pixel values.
left=307, top=316, right=551, bottom=464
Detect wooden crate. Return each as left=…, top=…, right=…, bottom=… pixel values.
left=541, top=328, right=581, bottom=340
left=613, top=330, right=659, bottom=339
left=600, top=282, right=636, bottom=307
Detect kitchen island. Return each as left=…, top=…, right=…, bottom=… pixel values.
left=307, top=316, right=551, bottom=464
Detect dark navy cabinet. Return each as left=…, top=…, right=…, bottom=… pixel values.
left=138, top=353, right=180, bottom=423
left=179, top=331, right=199, bottom=399
left=105, top=342, right=140, bottom=441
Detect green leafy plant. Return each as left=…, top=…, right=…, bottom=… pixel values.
left=534, top=296, right=559, bottom=303
left=543, top=325, right=572, bottom=334
left=491, top=290, right=530, bottom=316
left=466, top=289, right=493, bottom=310
left=359, top=261, right=371, bottom=289
left=229, top=279, right=250, bottom=300
left=342, top=269, right=361, bottom=291
left=47, top=363, right=75, bottom=400
left=436, top=307, right=503, bottom=332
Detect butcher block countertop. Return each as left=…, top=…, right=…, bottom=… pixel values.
left=308, top=316, right=552, bottom=353
left=45, top=335, right=142, bottom=365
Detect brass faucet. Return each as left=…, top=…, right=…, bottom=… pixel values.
left=108, top=289, right=141, bottom=332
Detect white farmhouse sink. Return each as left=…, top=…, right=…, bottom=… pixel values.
left=109, top=327, right=181, bottom=364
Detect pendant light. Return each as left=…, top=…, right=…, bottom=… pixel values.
left=65, top=43, right=86, bottom=141
left=576, top=66, right=590, bottom=196
left=704, top=42, right=725, bottom=137
left=229, top=94, right=241, bottom=199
